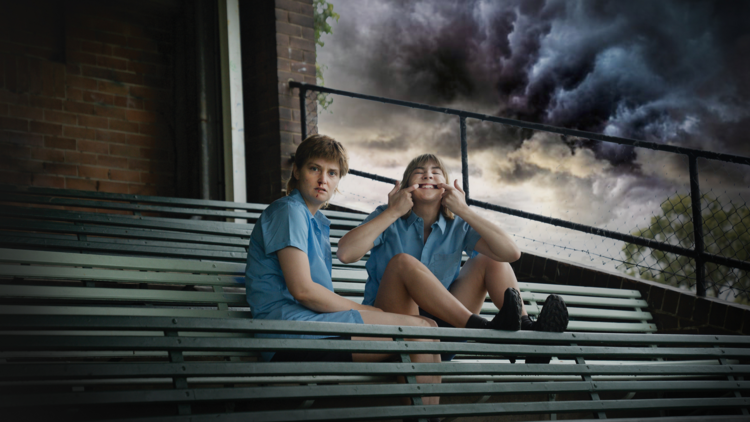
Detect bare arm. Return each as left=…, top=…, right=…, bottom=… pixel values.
left=337, top=182, right=418, bottom=263
left=278, top=246, right=382, bottom=313
left=440, top=180, right=521, bottom=263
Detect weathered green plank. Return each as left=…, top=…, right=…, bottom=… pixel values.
left=4, top=315, right=744, bottom=346
left=3, top=335, right=748, bottom=360
left=99, top=397, right=750, bottom=422
left=0, top=248, right=244, bottom=274
left=0, top=265, right=241, bottom=286
left=0, top=305, right=250, bottom=318
left=0, top=285, right=247, bottom=306
left=2, top=360, right=746, bottom=380
left=517, top=281, right=642, bottom=298
left=2, top=380, right=747, bottom=408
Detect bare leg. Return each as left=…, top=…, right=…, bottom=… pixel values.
left=449, top=254, right=527, bottom=315
left=374, top=253, right=474, bottom=328
left=353, top=310, right=441, bottom=405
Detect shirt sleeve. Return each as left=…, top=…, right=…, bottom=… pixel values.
left=360, top=205, right=387, bottom=247
left=462, top=218, right=482, bottom=257
left=261, top=202, right=309, bottom=255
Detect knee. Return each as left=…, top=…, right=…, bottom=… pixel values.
left=478, top=255, right=512, bottom=274
left=388, top=253, right=419, bottom=271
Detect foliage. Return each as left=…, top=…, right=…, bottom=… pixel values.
left=621, top=194, right=750, bottom=303
left=313, top=0, right=339, bottom=111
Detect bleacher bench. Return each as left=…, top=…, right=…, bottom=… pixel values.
left=1, top=185, right=748, bottom=421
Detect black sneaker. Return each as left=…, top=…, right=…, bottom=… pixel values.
left=490, top=288, right=522, bottom=331
left=524, top=294, right=568, bottom=364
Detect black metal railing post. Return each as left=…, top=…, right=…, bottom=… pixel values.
left=688, top=154, right=706, bottom=297
left=298, top=82, right=307, bottom=139
left=460, top=116, right=469, bottom=200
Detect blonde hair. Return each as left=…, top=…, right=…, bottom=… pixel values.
left=400, top=153, right=454, bottom=220
left=286, top=134, right=349, bottom=195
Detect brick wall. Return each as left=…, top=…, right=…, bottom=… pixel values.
left=241, top=0, right=316, bottom=204
left=511, top=252, right=750, bottom=335
left=0, top=0, right=176, bottom=197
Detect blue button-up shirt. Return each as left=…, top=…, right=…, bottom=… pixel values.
left=245, top=189, right=363, bottom=361
left=361, top=205, right=482, bottom=305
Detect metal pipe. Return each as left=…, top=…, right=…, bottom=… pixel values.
left=196, top=0, right=211, bottom=200
left=299, top=85, right=307, bottom=139
left=689, top=155, right=706, bottom=297
left=289, top=82, right=750, bottom=166
left=460, top=116, right=469, bottom=200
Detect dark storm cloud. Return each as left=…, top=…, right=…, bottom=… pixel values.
left=326, top=0, right=750, bottom=165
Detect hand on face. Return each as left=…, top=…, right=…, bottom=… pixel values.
left=438, top=179, right=468, bottom=215
left=387, top=181, right=418, bottom=217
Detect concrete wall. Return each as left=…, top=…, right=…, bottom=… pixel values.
left=0, top=0, right=178, bottom=196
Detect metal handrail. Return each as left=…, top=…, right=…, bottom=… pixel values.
left=290, top=81, right=750, bottom=297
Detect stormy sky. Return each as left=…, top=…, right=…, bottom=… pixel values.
left=316, top=0, right=750, bottom=283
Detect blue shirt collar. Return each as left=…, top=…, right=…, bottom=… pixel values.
left=404, top=209, right=447, bottom=233
left=289, top=189, right=331, bottom=228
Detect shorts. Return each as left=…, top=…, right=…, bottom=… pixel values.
left=269, top=336, right=353, bottom=362
left=418, top=308, right=467, bottom=362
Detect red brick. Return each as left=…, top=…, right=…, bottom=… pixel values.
left=126, top=133, right=158, bottom=148
left=128, top=61, right=163, bottom=76
left=129, top=184, right=158, bottom=195
left=63, top=126, right=96, bottom=140
left=140, top=171, right=173, bottom=185
left=31, top=147, right=65, bottom=162
left=65, top=177, right=98, bottom=191
left=110, top=143, right=140, bottom=158
left=129, top=86, right=166, bottom=100
left=83, top=90, right=115, bottom=105
left=125, top=109, right=157, bottom=123
left=78, top=165, right=109, bottom=179
left=139, top=123, right=171, bottom=138
left=96, top=129, right=128, bottom=143
left=109, top=168, right=140, bottom=182
left=300, top=27, right=314, bottom=41
left=45, top=110, right=78, bottom=125
left=43, top=162, right=78, bottom=176
left=31, top=174, right=65, bottom=188
left=4, top=142, right=30, bottom=159
left=276, top=33, right=289, bottom=47
left=95, top=105, right=126, bottom=119
left=111, top=46, right=142, bottom=60
left=139, top=147, right=168, bottom=160
left=9, top=104, right=44, bottom=120
left=65, top=101, right=96, bottom=115
left=0, top=104, right=7, bottom=116
left=277, top=58, right=291, bottom=72
left=288, top=11, right=314, bottom=28
left=97, top=154, right=128, bottom=169
left=0, top=156, right=42, bottom=172
left=0, top=117, right=29, bottom=132
left=78, top=114, right=109, bottom=129
left=303, top=50, right=315, bottom=63
left=66, top=64, right=81, bottom=75
left=109, top=119, right=139, bottom=132
left=80, top=41, right=112, bottom=56
left=0, top=170, right=32, bottom=185
left=128, top=157, right=151, bottom=170
left=277, top=46, right=304, bottom=61
left=0, top=130, right=43, bottom=146
left=0, top=89, right=29, bottom=105
left=97, top=180, right=129, bottom=193
left=64, top=151, right=97, bottom=165
left=276, top=8, right=289, bottom=22
left=29, top=96, right=63, bottom=110
left=67, top=51, right=98, bottom=66
left=97, top=80, right=129, bottom=95
left=77, top=139, right=109, bottom=154
left=44, top=136, right=77, bottom=150
left=275, top=21, right=301, bottom=37
left=115, top=95, right=144, bottom=109
left=66, top=75, right=98, bottom=90
left=291, top=61, right=315, bottom=76
left=96, top=56, right=128, bottom=71
left=31, top=121, right=63, bottom=136
left=82, top=66, right=144, bottom=86
left=67, top=88, right=83, bottom=101
left=127, top=37, right=158, bottom=52
left=290, top=37, right=315, bottom=52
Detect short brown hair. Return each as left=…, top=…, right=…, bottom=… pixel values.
left=286, top=134, right=349, bottom=195
left=400, top=153, right=454, bottom=220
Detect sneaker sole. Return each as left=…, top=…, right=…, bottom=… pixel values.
left=493, top=288, right=522, bottom=331
left=535, top=294, right=568, bottom=332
